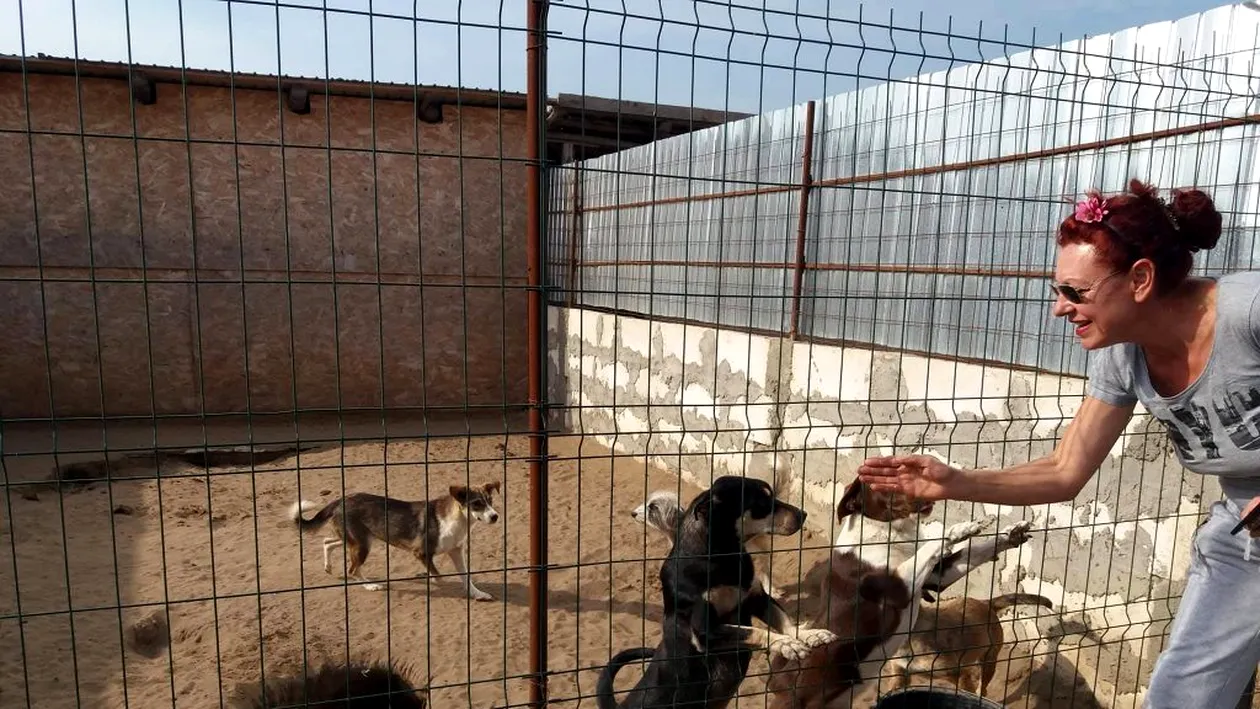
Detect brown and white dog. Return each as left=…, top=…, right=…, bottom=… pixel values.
left=887, top=591, right=1053, bottom=696
left=763, top=479, right=1002, bottom=708
left=840, top=479, right=1047, bottom=700
left=288, top=482, right=501, bottom=601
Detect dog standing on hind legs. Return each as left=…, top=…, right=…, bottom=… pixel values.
left=288, top=481, right=501, bottom=601
left=633, top=488, right=787, bottom=600
left=631, top=451, right=798, bottom=602
left=764, top=479, right=996, bottom=709
left=599, top=475, right=839, bottom=709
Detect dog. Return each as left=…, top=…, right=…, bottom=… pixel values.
left=288, top=481, right=501, bottom=601
left=631, top=488, right=785, bottom=600
left=828, top=477, right=1035, bottom=602
left=887, top=592, right=1053, bottom=696
left=821, top=473, right=1048, bottom=695
left=598, top=475, right=838, bottom=709
left=764, top=479, right=994, bottom=708
left=829, top=478, right=1041, bottom=702
left=227, top=658, right=428, bottom=708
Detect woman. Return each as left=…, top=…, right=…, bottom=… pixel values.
left=857, top=178, right=1260, bottom=708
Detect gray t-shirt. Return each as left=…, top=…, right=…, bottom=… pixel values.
left=1087, top=270, right=1260, bottom=496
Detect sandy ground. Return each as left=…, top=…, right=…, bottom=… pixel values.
left=1, top=422, right=1118, bottom=708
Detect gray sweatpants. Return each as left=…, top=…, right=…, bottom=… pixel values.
left=1145, top=490, right=1260, bottom=707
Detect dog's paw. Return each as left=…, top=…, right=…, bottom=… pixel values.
left=769, top=636, right=813, bottom=662
left=362, top=582, right=387, bottom=592
left=469, top=588, right=494, bottom=602
left=999, top=520, right=1033, bottom=548
left=768, top=585, right=785, bottom=600
left=944, top=520, right=988, bottom=544
left=795, top=628, right=838, bottom=648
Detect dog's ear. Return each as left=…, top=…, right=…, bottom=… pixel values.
left=450, top=485, right=470, bottom=504
left=691, top=491, right=715, bottom=521
left=836, top=479, right=864, bottom=522
left=759, top=479, right=776, bottom=501
left=483, top=481, right=501, bottom=497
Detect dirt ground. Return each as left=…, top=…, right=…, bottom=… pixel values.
left=1, top=421, right=1110, bottom=708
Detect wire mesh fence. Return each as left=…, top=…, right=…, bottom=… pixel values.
left=547, top=5, right=1260, bottom=377
left=2, top=0, right=541, bottom=707
left=546, top=2, right=1260, bottom=708
left=2, top=0, right=1260, bottom=708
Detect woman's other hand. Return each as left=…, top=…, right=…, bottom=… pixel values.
left=1241, top=495, right=1260, bottom=538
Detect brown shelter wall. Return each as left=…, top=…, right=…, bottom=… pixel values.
left=0, top=72, right=528, bottom=418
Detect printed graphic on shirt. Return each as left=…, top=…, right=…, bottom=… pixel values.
left=1157, top=389, right=1260, bottom=460
left=1159, top=401, right=1222, bottom=461
left=1212, top=387, right=1260, bottom=451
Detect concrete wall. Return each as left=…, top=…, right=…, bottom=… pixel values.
left=0, top=72, right=528, bottom=418
left=548, top=304, right=1218, bottom=704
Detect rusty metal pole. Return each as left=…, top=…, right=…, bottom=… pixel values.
left=788, top=100, right=816, bottom=338
left=525, top=1, right=549, bottom=707
left=566, top=157, right=582, bottom=308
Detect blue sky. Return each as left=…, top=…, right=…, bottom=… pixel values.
left=0, top=0, right=1243, bottom=114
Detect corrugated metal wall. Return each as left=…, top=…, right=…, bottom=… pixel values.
left=547, top=4, right=1260, bottom=377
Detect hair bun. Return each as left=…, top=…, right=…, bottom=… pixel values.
left=1169, top=187, right=1222, bottom=252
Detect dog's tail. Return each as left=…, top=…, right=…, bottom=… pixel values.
left=989, top=593, right=1054, bottom=613
left=595, top=647, right=655, bottom=709
left=287, top=498, right=338, bottom=531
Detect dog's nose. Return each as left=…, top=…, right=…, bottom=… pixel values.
left=490, top=513, right=499, bottom=523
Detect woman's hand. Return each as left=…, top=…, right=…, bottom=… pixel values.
left=856, top=453, right=961, bottom=501
left=1241, top=496, right=1260, bottom=538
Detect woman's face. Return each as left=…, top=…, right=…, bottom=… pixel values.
left=1050, top=241, right=1135, bottom=350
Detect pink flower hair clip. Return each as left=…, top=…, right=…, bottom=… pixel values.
left=1074, top=193, right=1109, bottom=224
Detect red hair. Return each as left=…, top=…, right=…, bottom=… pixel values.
left=1057, top=178, right=1223, bottom=294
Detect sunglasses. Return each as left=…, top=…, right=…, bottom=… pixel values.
left=1048, top=271, right=1122, bottom=304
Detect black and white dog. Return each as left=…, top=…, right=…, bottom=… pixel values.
left=598, top=475, right=837, bottom=709
left=633, top=487, right=785, bottom=600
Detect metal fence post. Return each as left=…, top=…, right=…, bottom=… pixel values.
left=566, top=157, right=583, bottom=308
left=526, top=0, right=550, bottom=707
left=788, top=100, right=816, bottom=338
